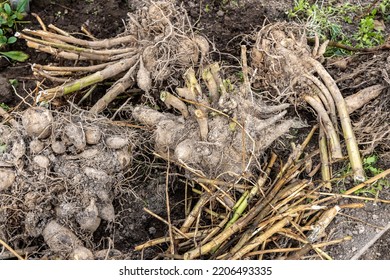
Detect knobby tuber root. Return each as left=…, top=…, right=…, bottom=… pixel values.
left=0, top=106, right=134, bottom=259
left=18, top=1, right=210, bottom=114
left=133, top=65, right=298, bottom=181
left=250, top=23, right=365, bottom=181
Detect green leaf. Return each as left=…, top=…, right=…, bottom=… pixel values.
left=16, top=12, right=24, bottom=20
left=0, top=36, right=7, bottom=44
left=0, top=51, right=29, bottom=62
left=17, top=0, right=29, bottom=13
left=7, top=36, right=17, bottom=44
left=0, top=144, right=7, bottom=153
left=364, top=155, right=377, bottom=165
left=4, top=3, right=11, bottom=15
left=9, top=79, right=19, bottom=86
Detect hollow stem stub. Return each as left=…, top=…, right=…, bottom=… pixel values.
left=160, top=91, right=189, bottom=118
left=194, top=109, right=208, bottom=140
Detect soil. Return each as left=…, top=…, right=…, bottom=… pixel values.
left=0, top=0, right=389, bottom=260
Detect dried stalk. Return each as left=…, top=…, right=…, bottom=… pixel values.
left=22, top=29, right=137, bottom=49
left=345, top=84, right=386, bottom=114
left=308, top=57, right=365, bottom=181
left=231, top=217, right=291, bottom=260
left=38, top=56, right=139, bottom=101
left=89, top=62, right=138, bottom=114
left=319, top=125, right=332, bottom=189
left=303, top=95, right=342, bottom=159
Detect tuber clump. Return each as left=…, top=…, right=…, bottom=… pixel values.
left=133, top=65, right=297, bottom=181
left=0, top=106, right=135, bottom=258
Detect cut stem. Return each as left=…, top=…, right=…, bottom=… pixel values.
left=303, top=94, right=342, bottom=159
left=38, top=56, right=139, bottom=101
left=319, top=125, right=332, bottom=190
left=309, top=58, right=365, bottom=181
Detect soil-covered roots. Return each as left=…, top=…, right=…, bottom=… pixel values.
left=134, top=125, right=377, bottom=259
left=132, top=64, right=298, bottom=182
left=250, top=23, right=366, bottom=182
left=17, top=1, right=209, bottom=113
left=0, top=106, right=134, bottom=259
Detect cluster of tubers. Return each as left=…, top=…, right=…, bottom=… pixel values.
left=133, top=65, right=297, bottom=181
left=250, top=23, right=372, bottom=184
left=0, top=107, right=133, bottom=258
left=1, top=1, right=387, bottom=260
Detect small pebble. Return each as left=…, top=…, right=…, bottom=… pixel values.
left=149, top=227, right=156, bottom=235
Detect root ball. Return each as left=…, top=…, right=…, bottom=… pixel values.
left=76, top=199, right=101, bottom=232
left=51, top=141, right=66, bottom=154
left=115, top=148, right=132, bottom=170
left=177, top=39, right=199, bottom=66
left=193, top=35, right=210, bottom=57
left=11, top=138, right=26, bottom=160
left=83, top=167, right=109, bottom=183
left=137, top=58, right=152, bottom=93
left=22, top=107, right=53, bottom=139
left=98, top=203, right=115, bottom=222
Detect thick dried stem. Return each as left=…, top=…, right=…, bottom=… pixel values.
left=319, top=126, right=331, bottom=190
left=22, top=29, right=137, bottom=49
left=39, top=56, right=139, bottom=101
left=231, top=217, right=291, bottom=260
left=210, top=63, right=227, bottom=95
left=241, top=45, right=251, bottom=98
left=194, top=109, right=208, bottom=140
left=303, top=73, right=337, bottom=127
left=89, top=63, right=138, bottom=114
left=202, top=66, right=219, bottom=103
left=33, top=62, right=116, bottom=73
left=308, top=57, right=365, bottom=181
left=303, top=95, right=343, bottom=159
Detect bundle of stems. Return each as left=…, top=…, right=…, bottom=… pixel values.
left=17, top=2, right=209, bottom=114
left=136, top=121, right=389, bottom=259
left=135, top=124, right=388, bottom=260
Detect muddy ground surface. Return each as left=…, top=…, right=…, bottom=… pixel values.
left=0, top=0, right=389, bottom=260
